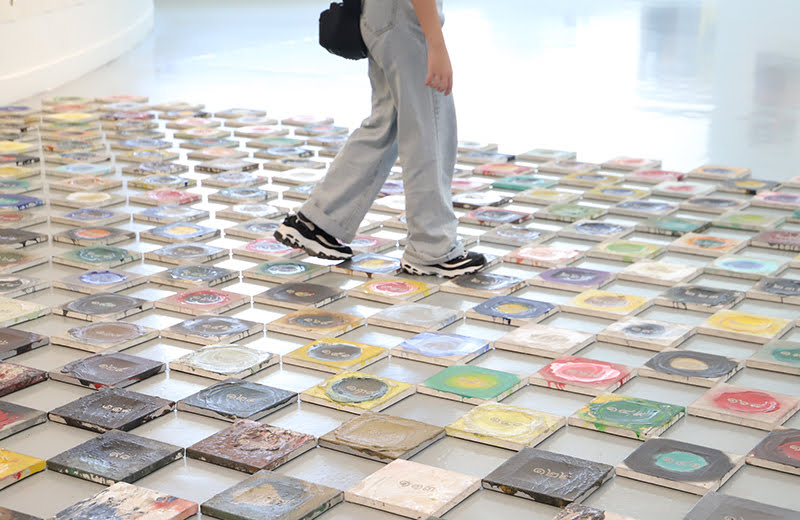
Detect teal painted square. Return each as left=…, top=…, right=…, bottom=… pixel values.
left=423, top=365, right=521, bottom=401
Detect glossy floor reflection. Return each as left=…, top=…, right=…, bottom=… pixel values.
left=16, top=0, right=800, bottom=179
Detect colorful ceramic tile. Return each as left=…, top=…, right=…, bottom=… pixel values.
left=0, top=298, right=50, bottom=327
left=616, top=438, right=743, bottom=495
left=49, top=352, right=164, bottom=390
left=705, top=255, right=785, bottom=280
left=0, top=401, right=46, bottom=441
left=283, top=338, right=387, bottom=373
left=419, top=365, right=522, bottom=404
left=188, top=420, right=315, bottom=474
left=494, top=323, right=593, bottom=358
left=208, top=186, right=271, bottom=204
left=320, top=414, right=444, bottom=462
left=492, top=175, right=555, bottom=191
left=587, top=240, right=663, bottom=262
left=751, top=191, right=800, bottom=210
left=530, top=266, right=614, bottom=292
left=300, top=371, right=413, bottom=414
left=150, top=264, right=237, bottom=289
left=224, top=219, right=281, bottom=240
left=0, top=229, right=46, bottom=249
left=668, top=233, right=745, bottom=257
left=0, top=211, right=48, bottom=229
left=446, top=403, right=564, bottom=450
left=514, top=188, right=581, bottom=205
left=635, top=215, right=710, bottom=237
left=712, top=212, right=784, bottom=231
left=0, top=195, right=42, bottom=211
left=51, top=322, right=159, bottom=353
left=680, top=197, right=749, bottom=214
left=391, top=332, right=491, bottom=367
left=346, top=459, right=480, bottom=518
left=0, top=362, right=47, bottom=398
left=0, top=449, right=45, bottom=490
left=49, top=175, right=122, bottom=192
left=141, top=222, right=219, bottom=243
left=50, top=207, right=130, bottom=227
left=202, top=470, right=341, bottom=520
left=331, top=253, right=401, bottom=278
left=651, top=181, right=714, bottom=199
left=0, top=275, right=49, bottom=298
left=439, top=272, right=525, bottom=298
left=203, top=172, right=265, bottom=188
left=473, top=162, right=535, bottom=177
left=617, top=260, right=700, bottom=286
left=451, top=191, right=511, bottom=209
left=466, top=296, right=557, bottom=325
left=46, top=430, right=183, bottom=485
left=746, top=428, right=800, bottom=476
left=536, top=203, right=606, bottom=223
left=50, top=191, right=126, bottom=209
left=530, top=356, right=634, bottom=396
left=639, top=349, right=742, bottom=387
left=688, top=383, right=799, bottom=430
left=53, top=227, right=134, bottom=246
left=145, top=243, right=228, bottom=265
left=480, top=225, right=553, bottom=247
left=547, top=164, right=605, bottom=178
left=654, top=285, right=744, bottom=313
left=129, top=189, right=200, bottom=206
left=517, top=149, right=576, bottom=162
left=155, top=288, right=248, bottom=316
left=459, top=150, right=515, bottom=164
left=367, top=303, right=463, bottom=333
left=348, top=278, right=437, bottom=303
left=552, top=504, right=636, bottom=520
left=562, top=290, right=649, bottom=319
left=121, top=161, right=188, bottom=176
left=698, top=310, right=792, bottom=344
left=683, top=492, right=800, bottom=520
left=459, top=207, right=531, bottom=227
left=609, top=200, right=677, bottom=217
left=170, top=344, right=277, bottom=380
left=559, top=220, right=633, bottom=242
left=178, top=379, right=297, bottom=422
left=55, top=293, right=152, bottom=322
left=48, top=387, right=175, bottom=433
left=602, top=157, right=661, bottom=171
left=482, top=448, right=614, bottom=507
left=746, top=277, right=800, bottom=305
left=0, top=248, right=46, bottom=273
left=688, top=165, right=750, bottom=180
left=584, top=186, right=650, bottom=202
left=746, top=340, right=800, bottom=375
left=234, top=238, right=303, bottom=260
left=569, top=394, right=684, bottom=440
left=267, top=308, right=365, bottom=340
left=751, top=229, right=800, bottom=252
left=0, top=328, right=48, bottom=360
left=243, top=260, right=329, bottom=284
left=597, top=317, right=695, bottom=351
left=52, top=246, right=140, bottom=269
left=162, top=316, right=262, bottom=345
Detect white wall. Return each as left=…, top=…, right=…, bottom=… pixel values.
left=0, top=0, right=154, bottom=105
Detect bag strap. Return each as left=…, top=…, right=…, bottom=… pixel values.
left=342, top=0, right=361, bottom=11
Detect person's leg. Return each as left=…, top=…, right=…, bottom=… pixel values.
left=368, top=3, right=462, bottom=266
left=299, top=56, right=399, bottom=243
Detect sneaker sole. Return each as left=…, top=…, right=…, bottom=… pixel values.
left=401, top=260, right=486, bottom=278
left=274, top=225, right=353, bottom=261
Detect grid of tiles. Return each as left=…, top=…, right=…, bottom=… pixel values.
left=0, top=97, right=798, bottom=520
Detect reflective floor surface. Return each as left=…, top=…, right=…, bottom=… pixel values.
left=3, top=1, right=800, bottom=519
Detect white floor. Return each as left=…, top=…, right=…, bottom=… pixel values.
left=3, top=1, right=800, bottom=519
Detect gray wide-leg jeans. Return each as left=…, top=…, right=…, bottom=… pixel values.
left=300, top=0, right=464, bottom=265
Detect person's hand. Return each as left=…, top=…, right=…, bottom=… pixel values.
left=425, top=45, right=453, bottom=96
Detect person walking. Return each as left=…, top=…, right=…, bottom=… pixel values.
left=275, top=0, right=487, bottom=277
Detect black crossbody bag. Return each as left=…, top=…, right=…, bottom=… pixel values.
left=319, top=0, right=368, bottom=60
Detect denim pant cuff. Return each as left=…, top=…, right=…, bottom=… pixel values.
left=402, top=241, right=465, bottom=265
left=299, top=200, right=357, bottom=244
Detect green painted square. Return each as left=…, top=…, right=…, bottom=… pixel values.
left=422, top=365, right=520, bottom=401
left=647, top=216, right=707, bottom=234
left=572, top=394, right=685, bottom=439
left=546, top=204, right=605, bottom=220
left=492, top=176, right=555, bottom=191
left=58, top=247, right=137, bottom=266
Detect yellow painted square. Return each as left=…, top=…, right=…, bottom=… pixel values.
left=569, top=290, right=648, bottom=315
left=0, top=449, right=45, bottom=485
left=703, top=310, right=790, bottom=338
left=285, top=338, right=387, bottom=372
left=446, top=403, right=563, bottom=448
left=301, top=371, right=412, bottom=412
left=349, top=278, right=434, bottom=300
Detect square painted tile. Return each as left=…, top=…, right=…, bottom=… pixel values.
left=178, top=378, right=297, bottom=422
